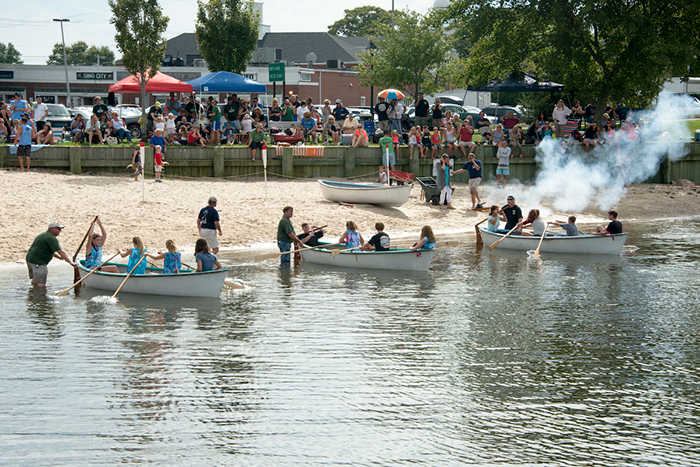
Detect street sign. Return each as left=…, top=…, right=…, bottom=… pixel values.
left=268, top=62, right=285, bottom=82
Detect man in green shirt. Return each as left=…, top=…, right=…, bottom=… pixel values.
left=276, top=206, right=303, bottom=263
left=92, top=96, right=109, bottom=120
left=26, top=221, right=76, bottom=287
left=377, top=130, right=396, bottom=171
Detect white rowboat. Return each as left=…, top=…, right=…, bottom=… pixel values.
left=301, top=243, right=435, bottom=271
left=479, top=228, right=629, bottom=255
left=77, top=262, right=229, bottom=298
left=318, top=180, right=412, bottom=207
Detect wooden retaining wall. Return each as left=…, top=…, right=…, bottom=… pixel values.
left=1, top=142, right=699, bottom=184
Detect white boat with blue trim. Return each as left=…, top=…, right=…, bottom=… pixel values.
left=479, top=228, right=629, bottom=255
left=300, top=242, right=435, bottom=271
left=77, top=261, right=229, bottom=298
left=318, top=180, right=412, bottom=207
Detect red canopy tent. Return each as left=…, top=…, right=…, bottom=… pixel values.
left=109, top=71, right=193, bottom=93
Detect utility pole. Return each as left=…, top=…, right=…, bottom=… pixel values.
left=53, top=18, right=71, bottom=107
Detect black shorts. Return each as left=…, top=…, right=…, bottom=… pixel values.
left=17, top=145, right=31, bottom=157
left=250, top=140, right=264, bottom=150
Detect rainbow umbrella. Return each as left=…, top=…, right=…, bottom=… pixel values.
left=378, top=89, right=405, bottom=100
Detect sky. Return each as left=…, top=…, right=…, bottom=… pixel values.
left=2, top=0, right=436, bottom=66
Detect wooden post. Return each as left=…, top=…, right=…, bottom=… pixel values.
left=213, top=146, right=225, bottom=178
left=282, top=146, right=293, bottom=178
left=344, top=147, right=356, bottom=178
left=69, top=145, right=81, bottom=174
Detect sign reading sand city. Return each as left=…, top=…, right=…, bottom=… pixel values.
left=268, top=63, right=285, bottom=82
left=77, top=72, right=114, bottom=80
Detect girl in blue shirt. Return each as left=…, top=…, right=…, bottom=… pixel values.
left=118, top=236, right=146, bottom=274
left=195, top=238, right=222, bottom=272
left=84, top=217, right=120, bottom=273
left=147, top=239, right=181, bottom=274
left=339, top=221, right=364, bottom=249
left=410, top=225, right=437, bottom=251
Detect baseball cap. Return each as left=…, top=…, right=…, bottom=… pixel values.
left=15, top=91, right=21, bottom=96
left=48, top=221, right=64, bottom=229
left=155, top=101, right=161, bottom=106
left=335, top=99, right=341, bottom=103
left=375, top=130, right=383, bottom=137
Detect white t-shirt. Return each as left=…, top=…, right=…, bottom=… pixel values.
left=34, top=103, right=48, bottom=121
left=155, top=121, right=165, bottom=132
left=297, top=105, right=307, bottom=121
left=394, top=102, right=404, bottom=118
left=241, top=117, right=253, bottom=133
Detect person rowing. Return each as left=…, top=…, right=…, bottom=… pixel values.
left=84, top=217, right=120, bottom=273
left=298, top=223, right=326, bottom=247
left=410, top=225, right=437, bottom=251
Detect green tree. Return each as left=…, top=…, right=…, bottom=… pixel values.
left=327, top=6, right=404, bottom=37
left=47, top=41, right=115, bottom=66
left=0, top=42, right=22, bottom=64
left=195, top=0, right=260, bottom=73
left=359, top=10, right=453, bottom=102
left=448, top=0, right=700, bottom=119
left=109, top=0, right=169, bottom=140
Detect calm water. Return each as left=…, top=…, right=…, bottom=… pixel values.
left=2, top=220, right=700, bottom=466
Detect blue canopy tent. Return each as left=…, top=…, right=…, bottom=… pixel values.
left=187, top=71, right=267, bottom=93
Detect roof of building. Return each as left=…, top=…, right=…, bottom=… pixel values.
left=164, top=32, right=370, bottom=66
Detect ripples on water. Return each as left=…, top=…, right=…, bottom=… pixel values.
left=1, top=220, right=699, bottom=466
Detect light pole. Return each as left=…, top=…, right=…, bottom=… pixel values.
left=53, top=18, right=71, bottom=107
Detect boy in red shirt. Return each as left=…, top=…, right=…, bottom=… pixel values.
left=154, top=145, right=163, bottom=182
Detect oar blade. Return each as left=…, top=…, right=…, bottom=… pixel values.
left=254, top=252, right=282, bottom=261
left=55, top=289, right=71, bottom=297
left=224, top=280, right=245, bottom=289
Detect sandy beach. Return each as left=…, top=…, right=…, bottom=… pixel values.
left=3, top=169, right=699, bottom=264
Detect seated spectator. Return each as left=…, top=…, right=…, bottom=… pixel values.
left=222, top=122, right=236, bottom=145
left=584, top=103, right=596, bottom=123
left=252, top=107, right=266, bottom=127
left=457, top=121, right=476, bottom=156
left=109, top=111, right=132, bottom=143
left=536, top=121, right=553, bottom=143
left=492, top=123, right=505, bottom=146
left=188, top=127, right=206, bottom=146
left=323, top=115, right=340, bottom=145
left=571, top=101, right=585, bottom=121
left=602, top=113, right=615, bottom=141
left=99, top=113, right=111, bottom=140
left=71, top=114, right=86, bottom=142
left=0, top=116, right=8, bottom=143
left=509, top=125, right=524, bottom=157
left=352, top=126, right=369, bottom=148
left=301, top=111, right=317, bottom=144
left=249, top=123, right=266, bottom=161
left=176, top=125, right=189, bottom=145
left=475, top=112, right=492, bottom=144
left=430, top=126, right=442, bottom=159
left=420, top=126, right=432, bottom=160
left=582, top=122, right=600, bottom=155
left=441, top=110, right=452, bottom=128
left=86, top=114, right=104, bottom=145
left=501, top=111, right=522, bottom=131
left=36, top=122, right=54, bottom=145
left=342, top=114, right=359, bottom=134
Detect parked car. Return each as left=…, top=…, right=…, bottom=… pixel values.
left=113, top=106, right=146, bottom=139
left=43, top=104, right=73, bottom=131
left=406, top=104, right=496, bottom=125
left=480, top=105, right=523, bottom=123
left=347, top=106, right=373, bottom=122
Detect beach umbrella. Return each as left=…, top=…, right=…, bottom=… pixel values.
left=378, top=89, right=405, bottom=100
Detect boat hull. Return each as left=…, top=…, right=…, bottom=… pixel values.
left=77, top=262, right=228, bottom=298
left=318, top=180, right=412, bottom=207
left=301, top=246, right=435, bottom=271
left=480, top=228, right=629, bottom=255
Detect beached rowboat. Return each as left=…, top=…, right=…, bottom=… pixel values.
left=318, top=180, right=412, bottom=207
left=77, top=261, right=229, bottom=298
left=301, top=243, right=435, bottom=271
left=479, top=228, right=629, bottom=255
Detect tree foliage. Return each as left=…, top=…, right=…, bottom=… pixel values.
left=109, top=0, right=169, bottom=140
left=448, top=0, right=700, bottom=116
left=359, top=10, right=453, bottom=102
left=195, top=0, right=260, bottom=73
left=328, top=6, right=404, bottom=37
left=46, top=41, right=115, bottom=66
left=0, top=42, right=22, bottom=64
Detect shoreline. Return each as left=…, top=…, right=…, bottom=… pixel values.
left=3, top=170, right=699, bottom=264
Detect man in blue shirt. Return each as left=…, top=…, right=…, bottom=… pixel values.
left=149, top=128, right=167, bottom=155
left=332, top=99, right=349, bottom=131
left=198, top=197, right=222, bottom=254
left=14, top=115, right=35, bottom=171
left=452, top=152, right=483, bottom=210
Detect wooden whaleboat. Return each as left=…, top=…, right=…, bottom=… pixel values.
left=479, top=228, right=629, bottom=255
left=77, top=261, right=229, bottom=298
left=318, top=180, right=412, bottom=207
left=300, top=242, right=435, bottom=271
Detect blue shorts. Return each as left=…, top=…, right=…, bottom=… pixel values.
left=382, top=152, right=396, bottom=166
left=496, top=167, right=510, bottom=175
left=211, top=121, right=221, bottom=131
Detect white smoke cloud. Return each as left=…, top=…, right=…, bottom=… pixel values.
left=490, top=92, right=694, bottom=213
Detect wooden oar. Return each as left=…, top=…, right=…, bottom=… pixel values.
left=72, top=215, right=99, bottom=282
left=56, top=251, right=120, bottom=297
left=475, top=218, right=488, bottom=247
left=111, top=252, right=148, bottom=299
left=531, top=223, right=551, bottom=258
left=489, top=225, right=519, bottom=251
left=254, top=242, right=343, bottom=261
left=331, top=245, right=361, bottom=256
left=224, top=280, right=245, bottom=289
